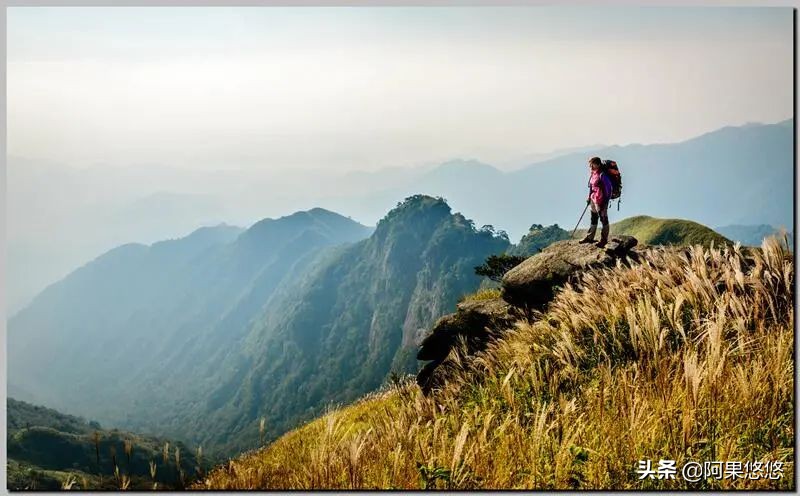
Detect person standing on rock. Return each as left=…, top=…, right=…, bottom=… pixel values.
left=580, top=156, right=613, bottom=247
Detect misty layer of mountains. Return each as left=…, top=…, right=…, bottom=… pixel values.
left=7, top=119, right=793, bottom=457
left=8, top=119, right=792, bottom=314
left=270, top=118, right=795, bottom=243
left=9, top=197, right=510, bottom=455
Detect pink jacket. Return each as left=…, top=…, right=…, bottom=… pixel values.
left=588, top=170, right=613, bottom=206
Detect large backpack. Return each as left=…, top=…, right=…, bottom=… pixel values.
left=601, top=159, right=622, bottom=206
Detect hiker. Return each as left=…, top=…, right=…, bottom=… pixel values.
left=580, top=156, right=613, bottom=247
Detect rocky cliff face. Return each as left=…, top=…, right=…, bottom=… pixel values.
left=417, top=236, right=640, bottom=393
left=177, top=195, right=511, bottom=454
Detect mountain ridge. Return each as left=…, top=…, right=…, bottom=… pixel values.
left=9, top=119, right=791, bottom=315
left=9, top=196, right=510, bottom=457
left=8, top=208, right=373, bottom=450
left=183, top=195, right=511, bottom=454
left=319, top=119, right=791, bottom=247
left=197, top=235, right=794, bottom=490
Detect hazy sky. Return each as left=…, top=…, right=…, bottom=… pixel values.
left=8, top=6, right=794, bottom=171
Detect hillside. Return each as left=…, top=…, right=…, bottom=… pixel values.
left=8, top=209, right=372, bottom=453
left=513, top=215, right=729, bottom=256
left=7, top=398, right=200, bottom=490
left=607, top=215, right=731, bottom=247
left=198, top=237, right=794, bottom=490
left=186, top=195, right=511, bottom=454
left=508, top=223, right=570, bottom=257
left=9, top=197, right=509, bottom=457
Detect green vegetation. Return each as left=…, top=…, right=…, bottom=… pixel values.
left=514, top=217, right=730, bottom=258
left=196, top=195, right=510, bottom=454
left=10, top=197, right=510, bottom=459
left=607, top=215, right=731, bottom=247
left=507, top=216, right=732, bottom=265
left=198, top=239, right=794, bottom=490
left=7, top=398, right=200, bottom=490
left=509, top=223, right=570, bottom=257
left=474, top=254, right=526, bottom=282
left=8, top=209, right=373, bottom=458
left=8, top=397, right=100, bottom=435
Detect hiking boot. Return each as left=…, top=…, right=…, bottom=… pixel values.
left=595, top=225, right=609, bottom=248
left=580, top=224, right=598, bottom=243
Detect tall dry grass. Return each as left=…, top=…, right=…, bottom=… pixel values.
left=198, top=239, right=794, bottom=490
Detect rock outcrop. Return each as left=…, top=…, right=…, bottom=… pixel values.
left=502, top=235, right=638, bottom=308
left=416, top=236, right=639, bottom=394
left=416, top=296, right=520, bottom=393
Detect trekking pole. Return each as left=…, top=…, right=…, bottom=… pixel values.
left=571, top=202, right=590, bottom=239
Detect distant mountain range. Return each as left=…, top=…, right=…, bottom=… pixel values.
left=715, top=224, right=794, bottom=248
left=9, top=208, right=372, bottom=452
left=9, top=197, right=508, bottom=455
left=324, top=119, right=792, bottom=243
left=8, top=119, right=792, bottom=316
left=192, top=196, right=509, bottom=453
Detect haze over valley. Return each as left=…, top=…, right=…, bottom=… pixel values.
left=6, top=6, right=794, bottom=490
left=9, top=118, right=793, bottom=314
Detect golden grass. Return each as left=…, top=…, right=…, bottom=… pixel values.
left=461, top=288, right=502, bottom=303
left=197, top=238, right=794, bottom=490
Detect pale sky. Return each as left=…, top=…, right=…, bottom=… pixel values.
left=7, top=6, right=794, bottom=171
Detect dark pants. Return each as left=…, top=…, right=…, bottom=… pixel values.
left=586, top=201, right=609, bottom=241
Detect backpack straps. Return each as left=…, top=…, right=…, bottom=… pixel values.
left=599, top=171, right=612, bottom=202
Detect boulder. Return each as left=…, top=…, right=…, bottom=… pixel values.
left=416, top=296, right=517, bottom=393
left=415, top=358, right=445, bottom=395
left=604, top=235, right=638, bottom=255
left=501, top=237, right=638, bottom=308
left=417, top=236, right=639, bottom=395
left=417, top=297, right=516, bottom=361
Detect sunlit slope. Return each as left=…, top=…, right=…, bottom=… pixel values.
left=608, top=215, right=732, bottom=247
left=198, top=239, right=793, bottom=490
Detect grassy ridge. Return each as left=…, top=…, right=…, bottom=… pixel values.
left=198, top=238, right=794, bottom=490
left=608, top=215, right=732, bottom=247
left=514, top=216, right=729, bottom=254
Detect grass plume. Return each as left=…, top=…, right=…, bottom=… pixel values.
left=198, top=239, right=794, bottom=490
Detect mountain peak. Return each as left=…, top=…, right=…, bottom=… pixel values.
left=377, top=195, right=452, bottom=230
left=429, top=159, right=501, bottom=178
left=241, top=208, right=370, bottom=247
